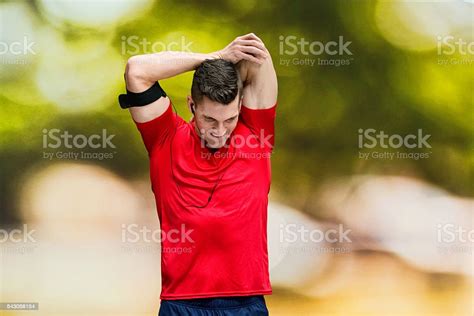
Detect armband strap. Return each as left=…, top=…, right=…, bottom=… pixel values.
left=118, top=81, right=167, bottom=109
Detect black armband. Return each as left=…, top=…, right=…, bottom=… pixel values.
left=118, top=81, right=167, bottom=109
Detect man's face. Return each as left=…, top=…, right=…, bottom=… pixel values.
left=189, top=95, right=241, bottom=149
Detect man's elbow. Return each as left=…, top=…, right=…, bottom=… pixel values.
left=125, top=56, right=153, bottom=91
left=125, top=56, right=144, bottom=85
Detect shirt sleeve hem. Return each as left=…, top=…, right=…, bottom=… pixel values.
left=132, top=98, right=172, bottom=127
left=241, top=102, right=277, bottom=112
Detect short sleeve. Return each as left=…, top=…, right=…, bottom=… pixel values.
left=239, top=103, right=277, bottom=152
left=134, top=100, right=184, bottom=155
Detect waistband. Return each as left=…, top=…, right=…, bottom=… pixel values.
left=163, top=295, right=264, bottom=309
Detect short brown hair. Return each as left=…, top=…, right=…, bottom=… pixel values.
left=191, top=59, right=242, bottom=105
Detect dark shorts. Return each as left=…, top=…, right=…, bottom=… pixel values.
left=158, top=295, right=269, bottom=316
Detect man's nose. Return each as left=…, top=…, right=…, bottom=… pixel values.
left=213, top=124, right=226, bottom=137
left=212, top=123, right=225, bottom=137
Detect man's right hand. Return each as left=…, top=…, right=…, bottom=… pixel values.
left=216, top=33, right=269, bottom=65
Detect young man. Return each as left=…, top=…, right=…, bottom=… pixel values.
left=119, top=33, right=277, bottom=315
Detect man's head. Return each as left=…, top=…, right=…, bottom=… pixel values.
left=188, top=59, right=243, bottom=149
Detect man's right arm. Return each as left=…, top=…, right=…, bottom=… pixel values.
left=124, top=52, right=219, bottom=123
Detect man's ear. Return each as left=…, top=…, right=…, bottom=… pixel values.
left=186, top=96, right=195, bottom=115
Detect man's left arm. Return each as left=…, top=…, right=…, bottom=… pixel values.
left=237, top=34, right=278, bottom=109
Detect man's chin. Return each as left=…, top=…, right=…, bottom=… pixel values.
left=205, top=139, right=227, bottom=149
left=206, top=144, right=224, bottom=150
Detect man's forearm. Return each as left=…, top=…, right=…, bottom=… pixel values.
left=125, top=51, right=218, bottom=92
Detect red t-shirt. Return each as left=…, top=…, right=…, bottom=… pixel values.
left=134, top=99, right=276, bottom=300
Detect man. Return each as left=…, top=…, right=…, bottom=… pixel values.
left=119, top=33, right=277, bottom=315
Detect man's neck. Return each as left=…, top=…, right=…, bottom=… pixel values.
left=207, top=146, right=219, bottom=153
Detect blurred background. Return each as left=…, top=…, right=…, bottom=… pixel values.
left=0, top=0, right=473, bottom=315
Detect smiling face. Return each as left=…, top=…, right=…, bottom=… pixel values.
left=188, top=95, right=241, bottom=149
left=189, top=59, right=243, bottom=149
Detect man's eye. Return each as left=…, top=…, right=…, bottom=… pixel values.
left=205, top=118, right=215, bottom=122
left=225, top=118, right=236, bottom=123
